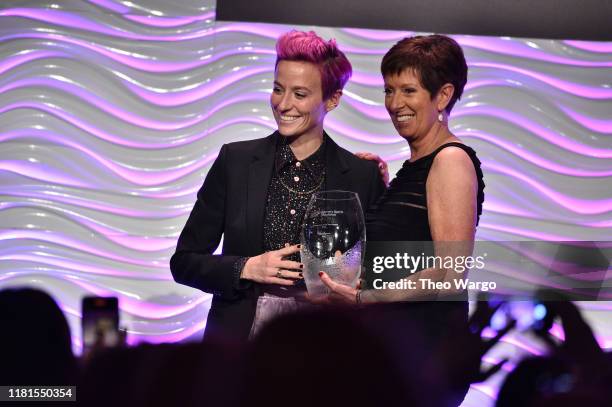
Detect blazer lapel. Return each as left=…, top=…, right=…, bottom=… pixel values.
left=323, top=132, right=351, bottom=191
left=246, top=133, right=277, bottom=255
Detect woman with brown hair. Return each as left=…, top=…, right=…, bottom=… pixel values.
left=320, top=34, right=485, bottom=309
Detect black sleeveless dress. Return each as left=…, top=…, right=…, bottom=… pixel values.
left=367, top=142, right=484, bottom=241
left=363, top=142, right=485, bottom=342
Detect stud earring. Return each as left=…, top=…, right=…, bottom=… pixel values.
left=437, top=111, right=444, bottom=122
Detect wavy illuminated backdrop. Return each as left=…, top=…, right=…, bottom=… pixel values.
left=0, top=1, right=610, bottom=405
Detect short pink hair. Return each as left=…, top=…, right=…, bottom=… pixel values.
left=275, top=30, right=352, bottom=100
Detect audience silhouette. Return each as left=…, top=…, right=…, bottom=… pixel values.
left=1, top=287, right=610, bottom=407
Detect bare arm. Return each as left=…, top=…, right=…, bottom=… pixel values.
left=322, top=146, right=478, bottom=304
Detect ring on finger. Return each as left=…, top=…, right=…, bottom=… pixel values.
left=276, top=270, right=283, bottom=278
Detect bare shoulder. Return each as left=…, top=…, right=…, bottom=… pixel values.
left=430, top=145, right=476, bottom=179
left=427, top=145, right=477, bottom=199
left=427, top=145, right=478, bottom=240
left=432, top=145, right=472, bottom=166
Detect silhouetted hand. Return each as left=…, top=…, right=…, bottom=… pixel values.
left=437, top=299, right=515, bottom=389
left=536, top=300, right=602, bottom=362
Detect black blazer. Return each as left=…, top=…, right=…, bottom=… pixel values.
left=170, top=132, right=385, bottom=341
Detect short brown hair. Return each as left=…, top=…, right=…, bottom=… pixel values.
left=381, top=35, right=467, bottom=113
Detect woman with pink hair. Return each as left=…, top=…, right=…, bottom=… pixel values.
left=171, top=30, right=386, bottom=342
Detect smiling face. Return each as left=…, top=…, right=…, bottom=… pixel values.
left=384, top=69, right=440, bottom=142
left=271, top=60, right=335, bottom=140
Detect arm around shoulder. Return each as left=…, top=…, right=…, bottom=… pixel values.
left=365, top=159, right=387, bottom=208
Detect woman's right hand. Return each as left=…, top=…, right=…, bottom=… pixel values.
left=355, top=151, right=390, bottom=186
left=240, top=244, right=303, bottom=285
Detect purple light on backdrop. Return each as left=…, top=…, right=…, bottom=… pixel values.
left=471, top=62, right=612, bottom=99
left=0, top=33, right=252, bottom=73
left=341, top=28, right=412, bottom=41
left=507, top=244, right=611, bottom=282
left=87, top=0, right=131, bottom=14
left=1, top=189, right=189, bottom=218
left=322, top=118, right=397, bottom=144
left=4, top=33, right=608, bottom=82
left=0, top=80, right=206, bottom=130
left=3, top=37, right=608, bottom=146
left=1, top=130, right=218, bottom=186
left=3, top=254, right=170, bottom=280
left=0, top=50, right=65, bottom=76
left=477, top=173, right=612, bottom=228
left=123, top=12, right=215, bottom=28
left=482, top=200, right=612, bottom=228
left=458, top=37, right=612, bottom=68
left=341, top=29, right=612, bottom=69
left=564, top=40, right=612, bottom=53
left=1, top=12, right=297, bottom=43
left=11, top=75, right=612, bottom=158
left=123, top=66, right=271, bottom=106
left=341, top=96, right=389, bottom=121
left=125, top=320, right=207, bottom=345
left=0, top=160, right=89, bottom=188
left=479, top=222, right=608, bottom=241
left=483, top=162, right=612, bottom=215
left=557, top=105, right=612, bottom=134
left=0, top=230, right=166, bottom=268
left=0, top=201, right=176, bottom=252
left=1, top=101, right=220, bottom=150
left=203, top=116, right=275, bottom=135
left=3, top=7, right=611, bottom=65
left=82, top=225, right=175, bottom=252
left=0, top=8, right=213, bottom=42
left=1, top=105, right=190, bottom=150
left=481, top=197, right=537, bottom=217
left=456, top=130, right=612, bottom=177
left=137, top=184, right=202, bottom=200
left=584, top=219, right=612, bottom=228
left=455, top=106, right=612, bottom=158
left=212, top=23, right=292, bottom=40
left=477, top=260, right=610, bottom=297
left=57, top=276, right=208, bottom=319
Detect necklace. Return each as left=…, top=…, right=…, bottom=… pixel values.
left=278, top=172, right=325, bottom=195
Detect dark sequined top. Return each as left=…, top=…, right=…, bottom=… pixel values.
left=263, top=139, right=326, bottom=254
left=258, top=138, right=326, bottom=296
left=233, top=138, right=326, bottom=292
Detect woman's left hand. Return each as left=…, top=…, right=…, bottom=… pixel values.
left=355, top=152, right=389, bottom=186
left=317, top=271, right=359, bottom=304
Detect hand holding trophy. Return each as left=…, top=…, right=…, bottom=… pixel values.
left=300, top=191, right=365, bottom=299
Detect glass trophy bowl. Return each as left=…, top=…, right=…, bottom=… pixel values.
left=300, top=190, right=366, bottom=297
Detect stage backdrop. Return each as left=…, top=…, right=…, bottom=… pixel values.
left=0, top=1, right=610, bottom=405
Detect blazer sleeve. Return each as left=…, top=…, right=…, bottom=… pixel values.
left=170, top=144, right=244, bottom=300
left=365, top=161, right=386, bottom=209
